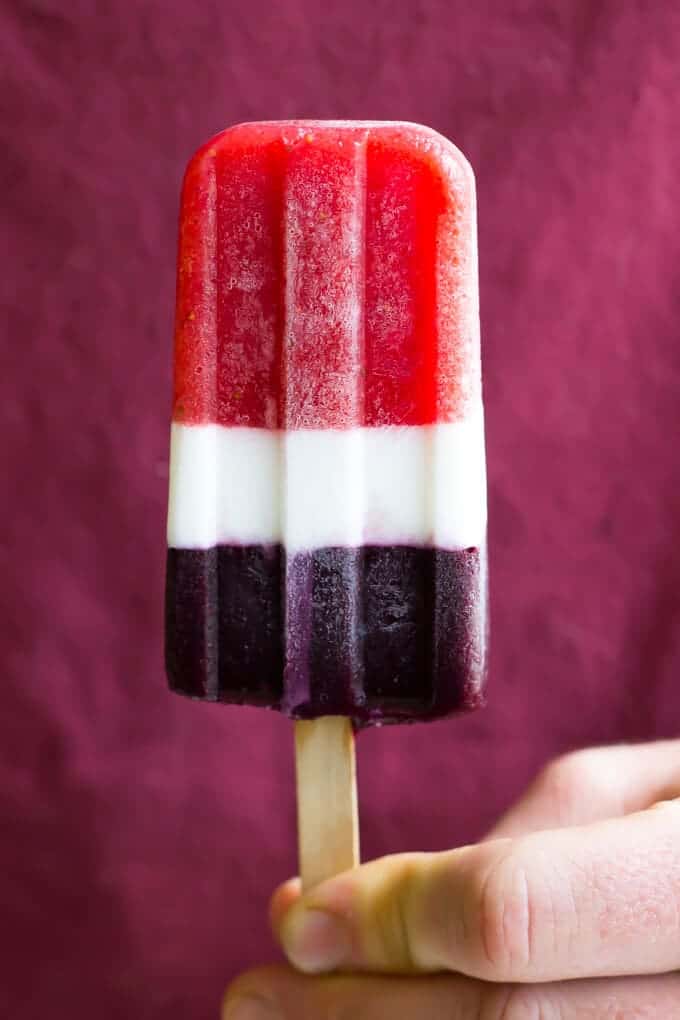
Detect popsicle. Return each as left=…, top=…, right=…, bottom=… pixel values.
left=165, top=121, right=487, bottom=884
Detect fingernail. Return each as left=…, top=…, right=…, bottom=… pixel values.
left=282, top=908, right=350, bottom=974
left=223, top=996, right=281, bottom=1020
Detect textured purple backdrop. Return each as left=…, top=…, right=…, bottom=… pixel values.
left=3, top=2, right=680, bottom=1017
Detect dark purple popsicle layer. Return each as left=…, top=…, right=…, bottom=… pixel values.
left=165, top=544, right=487, bottom=726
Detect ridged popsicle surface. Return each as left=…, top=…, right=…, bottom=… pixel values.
left=166, top=120, right=487, bottom=725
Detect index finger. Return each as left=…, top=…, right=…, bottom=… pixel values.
left=488, top=741, right=680, bottom=839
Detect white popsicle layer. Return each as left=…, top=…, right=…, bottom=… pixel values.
left=167, top=415, right=487, bottom=553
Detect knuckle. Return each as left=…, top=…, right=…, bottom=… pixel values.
left=375, top=856, right=422, bottom=971
left=538, top=749, right=610, bottom=819
left=223, top=973, right=257, bottom=1005
left=475, top=851, right=548, bottom=981
left=489, top=986, right=563, bottom=1020
left=222, top=970, right=276, bottom=1018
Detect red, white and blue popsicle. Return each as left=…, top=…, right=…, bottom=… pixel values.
left=165, top=121, right=487, bottom=726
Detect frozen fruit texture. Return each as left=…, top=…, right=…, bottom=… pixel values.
left=166, top=545, right=486, bottom=724
left=172, top=121, right=479, bottom=430
left=166, top=121, right=486, bottom=726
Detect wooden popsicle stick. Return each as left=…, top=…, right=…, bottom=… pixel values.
left=295, top=716, right=359, bottom=891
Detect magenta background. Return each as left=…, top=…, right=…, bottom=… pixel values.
left=3, top=2, right=680, bottom=1017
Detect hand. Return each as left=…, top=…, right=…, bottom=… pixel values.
left=223, top=741, right=680, bottom=1018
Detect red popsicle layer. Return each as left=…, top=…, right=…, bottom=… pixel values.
left=172, top=121, right=479, bottom=430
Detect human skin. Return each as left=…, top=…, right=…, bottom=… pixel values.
left=223, top=741, right=680, bottom=1018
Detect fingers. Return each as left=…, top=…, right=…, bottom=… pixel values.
left=223, top=965, right=488, bottom=1019
left=273, top=799, right=680, bottom=982
left=223, top=965, right=680, bottom=1019
left=488, top=741, right=680, bottom=838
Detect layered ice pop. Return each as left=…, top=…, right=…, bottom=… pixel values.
left=165, top=120, right=487, bottom=728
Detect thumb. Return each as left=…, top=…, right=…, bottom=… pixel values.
left=274, top=848, right=476, bottom=975
left=274, top=799, right=680, bottom=982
